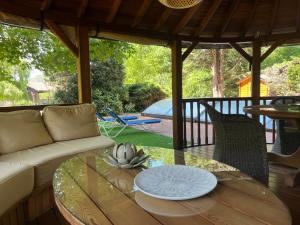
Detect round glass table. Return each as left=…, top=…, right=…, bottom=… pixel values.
left=244, top=104, right=300, bottom=126
left=53, top=147, right=291, bottom=225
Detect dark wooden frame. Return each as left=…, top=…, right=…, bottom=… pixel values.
left=0, top=104, right=74, bottom=112
left=0, top=0, right=295, bottom=149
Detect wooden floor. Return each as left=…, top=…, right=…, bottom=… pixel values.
left=27, top=209, right=69, bottom=225
left=33, top=145, right=300, bottom=225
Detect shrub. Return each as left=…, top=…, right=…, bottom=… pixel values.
left=54, top=59, right=126, bottom=114
left=123, top=102, right=136, bottom=113
left=287, top=62, right=300, bottom=92
left=126, top=83, right=166, bottom=112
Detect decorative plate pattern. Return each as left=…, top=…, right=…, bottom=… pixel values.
left=134, top=165, right=217, bottom=200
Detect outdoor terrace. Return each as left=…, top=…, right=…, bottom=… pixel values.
left=0, top=0, right=300, bottom=225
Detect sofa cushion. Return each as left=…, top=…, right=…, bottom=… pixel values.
left=0, top=110, right=53, bottom=155
left=0, top=162, right=34, bottom=216
left=0, top=136, right=115, bottom=187
left=43, top=104, right=100, bottom=141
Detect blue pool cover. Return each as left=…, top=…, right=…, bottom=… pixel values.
left=143, top=99, right=274, bottom=129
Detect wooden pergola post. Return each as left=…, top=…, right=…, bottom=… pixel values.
left=76, top=25, right=92, bottom=103
left=171, top=39, right=183, bottom=150
left=251, top=40, right=261, bottom=106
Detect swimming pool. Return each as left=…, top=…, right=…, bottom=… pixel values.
left=142, top=99, right=274, bottom=129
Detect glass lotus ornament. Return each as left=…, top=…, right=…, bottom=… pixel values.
left=105, top=143, right=149, bottom=168
left=158, top=0, right=202, bottom=9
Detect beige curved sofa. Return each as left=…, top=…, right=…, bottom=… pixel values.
left=0, top=104, right=115, bottom=222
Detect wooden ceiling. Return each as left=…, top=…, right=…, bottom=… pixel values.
left=0, top=0, right=300, bottom=47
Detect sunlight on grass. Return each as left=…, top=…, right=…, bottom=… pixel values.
left=99, top=125, right=173, bottom=149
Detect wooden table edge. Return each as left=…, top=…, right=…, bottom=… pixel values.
left=243, top=105, right=300, bottom=119
left=55, top=195, right=85, bottom=225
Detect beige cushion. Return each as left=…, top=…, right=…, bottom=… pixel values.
left=0, top=136, right=115, bottom=187
left=0, top=162, right=34, bottom=216
left=0, top=110, right=53, bottom=154
left=43, top=104, right=100, bottom=141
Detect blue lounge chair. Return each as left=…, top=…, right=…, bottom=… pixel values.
left=106, top=108, right=161, bottom=137
left=96, top=113, right=138, bottom=122
left=96, top=113, right=138, bottom=135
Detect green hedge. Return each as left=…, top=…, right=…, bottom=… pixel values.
left=126, top=83, right=166, bottom=112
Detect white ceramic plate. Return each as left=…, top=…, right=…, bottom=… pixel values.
left=134, top=165, right=217, bottom=200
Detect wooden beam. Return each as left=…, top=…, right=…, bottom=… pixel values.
left=0, top=104, right=74, bottom=112
left=132, top=0, right=152, bottom=28
left=76, top=25, right=92, bottom=104
left=40, top=0, right=53, bottom=11
left=260, top=39, right=286, bottom=62
left=240, top=0, right=259, bottom=37
left=230, top=42, right=252, bottom=63
left=172, top=5, right=200, bottom=34
left=251, top=40, right=261, bottom=105
left=1, top=1, right=300, bottom=44
left=154, top=8, right=172, bottom=31
left=219, top=0, right=240, bottom=37
left=171, top=39, right=183, bottom=150
left=194, top=0, right=221, bottom=36
left=182, top=41, right=199, bottom=62
left=106, top=0, right=122, bottom=23
left=297, top=0, right=300, bottom=32
left=45, top=20, right=78, bottom=56
left=77, top=0, right=89, bottom=18
left=1, top=1, right=299, bottom=44
left=268, top=0, right=280, bottom=35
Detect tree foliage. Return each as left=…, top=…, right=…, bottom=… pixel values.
left=0, top=24, right=132, bottom=106
left=0, top=81, right=23, bottom=101
left=262, top=46, right=300, bottom=69
left=126, top=83, right=166, bottom=112
left=54, top=59, right=127, bottom=114
left=183, top=70, right=212, bottom=97
left=287, top=60, right=300, bottom=92
left=182, top=48, right=249, bottom=97
left=1, top=23, right=300, bottom=110
left=125, top=45, right=172, bottom=95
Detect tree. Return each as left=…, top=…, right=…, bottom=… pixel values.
left=125, top=45, right=172, bottom=96
left=262, top=46, right=300, bottom=69
left=183, top=48, right=249, bottom=97
left=211, top=49, right=224, bottom=97
left=261, top=59, right=300, bottom=96
left=222, top=48, right=250, bottom=97
left=0, top=24, right=132, bottom=106
left=125, top=45, right=249, bottom=99
left=0, top=81, right=23, bottom=102
left=287, top=60, right=300, bottom=92
left=183, top=69, right=212, bottom=97
left=126, top=84, right=166, bottom=112
left=54, top=59, right=126, bottom=114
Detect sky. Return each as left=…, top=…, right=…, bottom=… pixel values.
left=29, top=68, right=44, bottom=81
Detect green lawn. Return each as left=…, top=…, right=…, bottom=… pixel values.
left=99, top=124, right=173, bottom=149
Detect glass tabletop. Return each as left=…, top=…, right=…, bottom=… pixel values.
left=53, top=146, right=291, bottom=225
left=244, top=104, right=300, bottom=119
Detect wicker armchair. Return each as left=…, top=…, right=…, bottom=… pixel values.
left=200, top=101, right=268, bottom=184
left=270, top=97, right=300, bottom=155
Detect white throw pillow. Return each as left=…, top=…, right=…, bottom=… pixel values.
left=43, top=104, right=100, bottom=141
left=0, top=110, right=53, bottom=154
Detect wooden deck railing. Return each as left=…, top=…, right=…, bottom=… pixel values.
left=182, top=96, right=298, bottom=148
